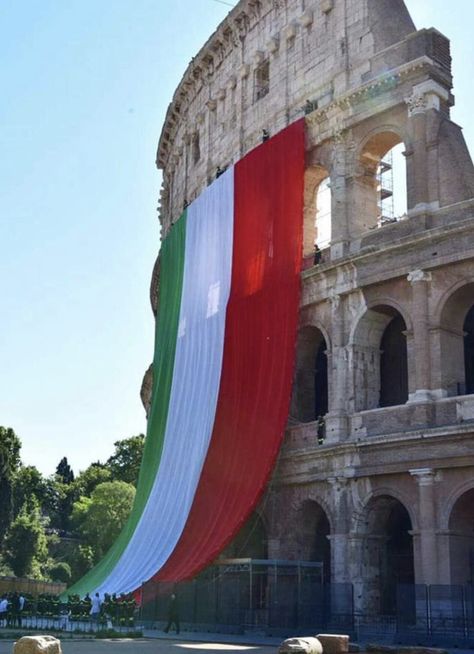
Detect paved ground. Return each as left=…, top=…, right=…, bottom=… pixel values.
left=0, top=634, right=277, bottom=654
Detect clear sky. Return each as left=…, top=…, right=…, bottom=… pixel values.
left=1, top=1, right=472, bottom=476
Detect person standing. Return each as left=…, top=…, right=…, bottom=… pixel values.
left=0, top=596, right=7, bottom=627
left=18, top=594, right=25, bottom=628
left=164, top=593, right=180, bottom=635
left=90, top=592, right=102, bottom=623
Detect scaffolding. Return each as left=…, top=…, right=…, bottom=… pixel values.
left=377, top=150, right=396, bottom=225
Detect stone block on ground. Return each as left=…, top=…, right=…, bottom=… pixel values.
left=316, top=634, right=349, bottom=654
left=279, top=637, right=323, bottom=654
left=13, top=635, right=62, bottom=654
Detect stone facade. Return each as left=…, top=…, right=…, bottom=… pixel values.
left=149, top=0, right=474, bottom=614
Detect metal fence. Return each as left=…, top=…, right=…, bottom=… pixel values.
left=140, top=571, right=474, bottom=645
left=391, top=584, right=474, bottom=647
left=140, top=559, right=353, bottom=636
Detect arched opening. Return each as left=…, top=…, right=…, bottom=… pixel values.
left=377, top=143, right=407, bottom=225
left=360, top=495, right=414, bottom=615
left=464, top=306, right=474, bottom=395
left=380, top=314, right=408, bottom=407
left=355, top=131, right=407, bottom=235
left=315, top=177, right=331, bottom=250
left=448, top=488, right=474, bottom=585
left=352, top=305, right=408, bottom=411
left=303, top=166, right=332, bottom=263
left=291, top=326, right=328, bottom=423
left=297, top=500, right=331, bottom=583
left=438, top=284, right=474, bottom=396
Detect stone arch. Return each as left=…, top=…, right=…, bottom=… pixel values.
left=351, top=303, right=409, bottom=411
left=440, top=479, right=474, bottom=531
left=448, top=488, right=474, bottom=585
left=349, top=298, right=413, bottom=345
left=352, top=127, right=409, bottom=234
left=352, top=486, right=418, bottom=533
left=291, top=325, right=329, bottom=422
left=303, top=165, right=332, bottom=257
left=353, top=492, right=415, bottom=615
left=295, top=499, right=331, bottom=582
left=436, top=281, right=474, bottom=396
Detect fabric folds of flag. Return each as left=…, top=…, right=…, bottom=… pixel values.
left=65, top=118, right=305, bottom=598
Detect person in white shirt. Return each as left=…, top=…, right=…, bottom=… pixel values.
left=90, top=593, right=102, bottom=622
left=0, top=597, right=8, bottom=627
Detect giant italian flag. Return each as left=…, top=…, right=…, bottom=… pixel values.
left=67, top=119, right=304, bottom=597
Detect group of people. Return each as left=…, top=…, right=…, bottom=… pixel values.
left=0, top=590, right=137, bottom=630
left=0, top=592, right=26, bottom=627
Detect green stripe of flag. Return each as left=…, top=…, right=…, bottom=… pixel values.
left=64, top=212, right=187, bottom=597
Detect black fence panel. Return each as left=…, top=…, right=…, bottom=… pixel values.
left=395, top=584, right=428, bottom=644
left=141, top=576, right=474, bottom=644
left=429, top=584, right=465, bottom=646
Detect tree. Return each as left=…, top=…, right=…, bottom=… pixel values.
left=0, top=427, right=22, bottom=544
left=44, top=476, right=80, bottom=533
left=3, top=504, right=48, bottom=578
left=49, top=561, right=72, bottom=584
left=56, top=457, right=74, bottom=484
left=71, top=481, right=135, bottom=562
left=74, top=462, right=111, bottom=497
left=106, top=434, right=145, bottom=486
left=69, top=544, right=94, bottom=582
left=12, top=465, right=47, bottom=517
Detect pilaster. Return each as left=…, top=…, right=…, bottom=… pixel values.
left=407, top=269, right=433, bottom=403
left=410, top=467, right=440, bottom=585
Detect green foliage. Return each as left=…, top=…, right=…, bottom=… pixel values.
left=72, top=480, right=135, bottom=562
left=74, top=462, right=111, bottom=497
left=56, top=456, right=74, bottom=484
left=3, top=504, right=49, bottom=578
left=44, top=476, right=80, bottom=532
left=0, top=428, right=144, bottom=584
left=12, top=465, right=48, bottom=517
left=69, top=543, right=95, bottom=582
left=0, top=426, right=22, bottom=544
left=49, top=561, right=72, bottom=583
left=106, top=434, right=145, bottom=486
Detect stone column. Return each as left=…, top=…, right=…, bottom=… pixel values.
left=327, top=476, right=351, bottom=584
left=330, top=134, right=350, bottom=260
left=410, top=468, right=439, bottom=585
left=407, top=269, right=432, bottom=403
left=405, top=80, right=450, bottom=213
left=325, top=294, right=349, bottom=442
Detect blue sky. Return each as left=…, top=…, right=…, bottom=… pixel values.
left=0, top=1, right=472, bottom=476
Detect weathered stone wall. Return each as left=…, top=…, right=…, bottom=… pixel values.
left=148, top=0, right=474, bottom=612
left=157, top=0, right=420, bottom=233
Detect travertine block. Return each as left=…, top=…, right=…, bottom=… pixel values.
left=316, top=634, right=349, bottom=654
left=279, top=637, right=323, bottom=654
left=13, top=636, right=62, bottom=654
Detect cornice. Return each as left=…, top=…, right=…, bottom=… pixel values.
left=156, top=0, right=278, bottom=170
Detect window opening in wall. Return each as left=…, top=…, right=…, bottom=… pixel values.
left=254, top=60, right=270, bottom=102
left=377, top=143, right=407, bottom=226
left=314, top=341, right=328, bottom=420
left=362, top=496, right=414, bottom=617
left=292, top=327, right=328, bottom=425
left=464, top=305, right=474, bottom=394
left=192, top=132, right=200, bottom=165
left=315, top=177, right=332, bottom=249
left=379, top=314, right=408, bottom=407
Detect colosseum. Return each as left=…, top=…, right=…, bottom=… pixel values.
left=143, top=0, right=474, bottom=636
